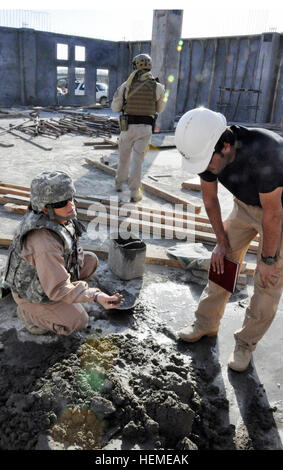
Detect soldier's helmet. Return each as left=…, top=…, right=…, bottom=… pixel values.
left=30, top=171, right=75, bottom=212
left=132, top=54, right=152, bottom=71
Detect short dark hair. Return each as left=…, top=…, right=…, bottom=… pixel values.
left=214, top=128, right=235, bottom=154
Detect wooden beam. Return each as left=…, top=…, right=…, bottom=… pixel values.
left=0, top=181, right=209, bottom=223
left=182, top=177, right=201, bottom=191
left=85, top=157, right=202, bottom=214
left=0, top=181, right=260, bottom=254
left=0, top=196, right=259, bottom=253
left=0, top=186, right=30, bottom=198
left=3, top=203, right=27, bottom=215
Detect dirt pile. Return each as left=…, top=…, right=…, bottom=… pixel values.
left=0, top=262, right=281, bottom=450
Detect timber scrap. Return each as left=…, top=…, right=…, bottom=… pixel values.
left=0, top=107, right=120, bottom=141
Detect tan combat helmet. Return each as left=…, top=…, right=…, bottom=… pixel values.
left=132, top=54, right=152, bottom=71
left=30, top=170, right=76, bottom=220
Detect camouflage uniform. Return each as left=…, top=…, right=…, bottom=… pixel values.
left=111, top=54, right=166, bottom=200
left=4, top=171, right=99, bottom=335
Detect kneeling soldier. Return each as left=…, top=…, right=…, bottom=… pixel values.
left=4, top=170, right=122, bottom=335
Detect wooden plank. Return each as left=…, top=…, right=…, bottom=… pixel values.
left=0, top=191, right=259, bottom=254
left=244, top=263, right=256, bottom=276
left=140, top=180, right=202, bottom=213
left=0, top=234, right=12, bottom=246
left=0, top=186, right=30, bottom=197
left=1, top=199, right=259, bottom=253
left=0, top=181, right=209, bottom=223
left=182, top=177, right=201, bottom=191
left=3, top=203, right=27, bottom=215
left=0, top=197, right=201, bottom=240
left=0, top=125, right=53, bottom=151
left=0, top=194, right=30, bottom=205
left=0, top=181, right=261, bottom=254
left=85, top=158, right=116, bottom=176
left=0, top=192, right=207, bottom=228
left=85, top=157, right=202, bottom=214
left=0, top=182, right=31, bottom=192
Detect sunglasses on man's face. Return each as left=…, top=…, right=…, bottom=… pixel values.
left=51, top=198, right=73, bottom=209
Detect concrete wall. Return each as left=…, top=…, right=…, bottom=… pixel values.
left=176, top=33, right=283, bottom=125
left=0, top=26, right=282, bottom=124
left=0, top=27, right=122, bottom=108
left=122, top=33, right=283, bottom=125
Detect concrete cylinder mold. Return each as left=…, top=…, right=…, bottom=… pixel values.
left=108, top=233, right=146, bottom=280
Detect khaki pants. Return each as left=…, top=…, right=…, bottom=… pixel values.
left=115, top=124, right=152, bottom=197
left=13, top=252, right=98, bottom=336
left=194, top=198, right=283, bottom=351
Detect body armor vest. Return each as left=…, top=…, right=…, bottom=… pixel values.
left=124, top=75, right=157, bottom=116
left=4, top=211, right=79, bottom=304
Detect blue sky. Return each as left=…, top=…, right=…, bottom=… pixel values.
left=2, top=1, right=283, bottom=41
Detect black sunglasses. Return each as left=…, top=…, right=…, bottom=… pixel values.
left=51, top=198, right=73, bottom=209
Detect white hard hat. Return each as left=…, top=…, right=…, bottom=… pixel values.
left=175, top=107, right=227, bottom=174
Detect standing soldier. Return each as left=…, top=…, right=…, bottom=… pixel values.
left=112, top=53, right=166, bottom=202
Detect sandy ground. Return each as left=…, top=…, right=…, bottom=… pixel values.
left=0, top=109, right=283, bottom=452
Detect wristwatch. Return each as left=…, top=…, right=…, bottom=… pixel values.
left=261, top=255, right=277, bottom=265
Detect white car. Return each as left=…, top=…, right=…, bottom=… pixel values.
left=75, top=81, right=108, bottom=105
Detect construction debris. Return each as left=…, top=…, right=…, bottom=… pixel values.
left=0, top=109, right=120, bottom=143
left=0, top=124, right=53, bottom=151
left=85, top=157, right=203, bottom=214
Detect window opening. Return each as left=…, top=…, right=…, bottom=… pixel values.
left=75, top=45, right=86, bottom=61
left=96, top=68, right=109, bottom=106
left=57, top=43, right=68, bottom=60
left=75, top=67, right=85, bottom=96
left=57, top=66, right=68, bottom=95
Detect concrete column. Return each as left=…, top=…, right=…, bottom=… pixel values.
left=18, top=28, right=37, bottom=105
left=68, top=44, right=75, bottom=97
left=253, top=32, right=280, bottom=123
left=151, top=10, right=183, bottom=131
left=85, top=65, right=96, bottom=103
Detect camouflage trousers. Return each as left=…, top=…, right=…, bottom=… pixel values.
left=115, top=124, right=152, bottom=198
left=12, top=252, right=98, bottom=336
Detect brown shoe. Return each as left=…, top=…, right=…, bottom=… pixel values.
left=178, top=323, right=218, bottom=343
left=17, top=306, right=49, bottom=335
left=228, top=344, right=252, bottom=372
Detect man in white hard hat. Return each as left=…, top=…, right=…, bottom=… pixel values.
left=175, top=107, right=283, bottom=372
left=111, top=53, right=166, bottom=202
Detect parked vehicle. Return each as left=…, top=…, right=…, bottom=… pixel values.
left=75, top=81, right=108, bottom=105
left=57, top=86, right=67, bottom=95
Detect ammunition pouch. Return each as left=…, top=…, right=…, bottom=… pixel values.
left=119, top=114, right=128, bottom=132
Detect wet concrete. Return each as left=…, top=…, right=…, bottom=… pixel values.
left=0, top=108, right=282, bottom=450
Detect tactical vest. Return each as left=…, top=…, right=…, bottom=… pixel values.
left=124, top=76, right=157, bottom=116
left=4, top=211, right=79, bottom=304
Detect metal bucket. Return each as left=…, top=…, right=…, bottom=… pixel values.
left=108, top=233, right=146, bottom=280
